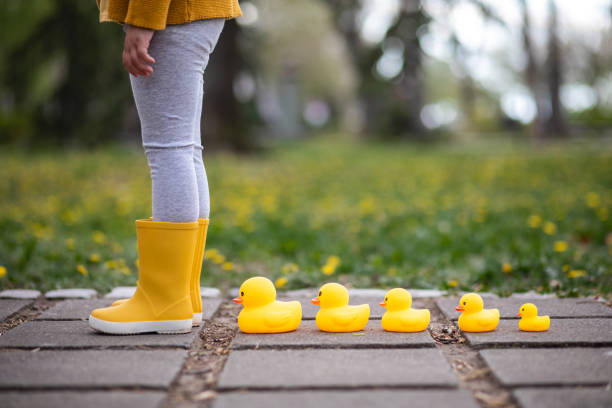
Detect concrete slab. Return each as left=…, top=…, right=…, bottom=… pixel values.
left=0, top=299, right=32, bottom=322
left=512, top=388, right=612, bottom=408
left=231, top=320, right=434, bottom=349
left=0, top=321, right=199, bottom=349
left=461, top=318, right=612, bottom=348
left=203, top=298, right=223, bottom=320
left=276, top=296, right=427, bottom=320
left=214, top=390, right=478, bottom=408
left=44, top=289, right=97, bottom=299
left=35, top=299, right=115, bottom=320
left=0, top=289, right=40, bottom=299
left=0, top=349, right=186, bottom=388
left=436, top=297, right=612, bottom=320
left=0, top=391, right=166, bottom=408
left=217, top=348, right=457, bottom=389
left=201, top=287, right=221, bottom=298
left=480, top=348, right=612, bottom=386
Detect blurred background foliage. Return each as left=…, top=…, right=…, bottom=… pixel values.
left=2, top=0, right=612, bottom=148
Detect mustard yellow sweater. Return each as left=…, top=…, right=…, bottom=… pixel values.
left=97, top=0, right=242, bottom=30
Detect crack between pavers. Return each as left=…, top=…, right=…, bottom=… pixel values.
left=0, top=297, right=57, bottom=336
left=467, top=342, right=612, bottom=350
left=216, top=384, right=459, bottom=392
left=0, top=345, right=191, bottom=352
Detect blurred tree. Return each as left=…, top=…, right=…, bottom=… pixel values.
left=545, top=0, right=567, bottom=136
left=0, top=0, right=130, bottom=147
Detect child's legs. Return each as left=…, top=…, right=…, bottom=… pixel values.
left=193, top=75, right=211, bottom=219
left=129, top=19, right=224, bottom=222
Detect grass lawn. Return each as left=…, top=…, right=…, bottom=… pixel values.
left=1, top=137, right=610, bottom=298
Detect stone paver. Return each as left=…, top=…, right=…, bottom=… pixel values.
left=276, top=296, right=426, bottom=319
left=512, top=388, right=612, bottom=408
left=0, top=289, right=40, bottom=299
left=436, top=297, right=612, bottom=320
left=461, top=318, right=612, bottom=348
left=45, top=289, right=97, bottom=299
left=34, top=297, right=222, bottom=321
left=0, top=321, right=200, bottom=349
left=480, top=348, right=612, bottom=386
left=231, top=320, right=434, bottom=349
left=213, top=390, right=479, bottom=408
left=35, top=299, right=114, bottom=320
left=0, top=391, right=166, bottom=408
left=0, top=299, right=32, bottom=322
left=0, top=349, right=186, bottom=388
left=217, top=348, right=456, bottom=389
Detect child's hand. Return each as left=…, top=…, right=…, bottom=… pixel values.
left=123, top=25, right=156, bottom=77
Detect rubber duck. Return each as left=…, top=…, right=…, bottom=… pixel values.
left=311, top=283, right=370, bottom=332
left=379, top=288, right=430, bottom=332
left=232, top=277, right=302, bottom=333
left=517, top=303, right=550, bottom=332
left=455, top=293, right=499, bottom=332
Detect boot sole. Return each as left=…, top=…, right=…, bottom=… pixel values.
left=88, top=315, right=192, bottom=335
left=192, top=312, right=203, bottom=327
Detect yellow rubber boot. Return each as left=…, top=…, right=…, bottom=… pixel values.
left=89, top=219, right=198, bottom=334
left=191, top=219, right=209, bottom=326
left=110, top=219, right=209, bottom=327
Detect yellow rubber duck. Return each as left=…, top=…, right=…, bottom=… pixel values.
left=455, top=293, right=499, bottom=332
left=517, top=303, right=550, bottom=332
left=379, top=288, right=430, bottom=332
left=232, top=277, right=302, bottom=333
left=311, top=283, right=369, bottom=332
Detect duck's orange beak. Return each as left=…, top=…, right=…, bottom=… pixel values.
left=379, top=301, right=386, bottom=307
left=232, top=297, right=243, bottom=304
left=310, top=297, right=320, bottom=305
left=516, top=312, right=521, bottom=317
left=455, top=305, right=464, bottom=312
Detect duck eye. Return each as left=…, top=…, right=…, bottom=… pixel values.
left=385, top=297, right=388, bottom=302
left=463, top=301, right=466, bottom=305
left=240, top=291, right=244, bottom=296
left=521, top=308, right=524, bottom=311
left=318, top=291, right=322, bottom=297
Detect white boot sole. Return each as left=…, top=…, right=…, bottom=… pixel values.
left=192, top=312, right=203, bottom=327
left=88, top=315, right=192, bottom=335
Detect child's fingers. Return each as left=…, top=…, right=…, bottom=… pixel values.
left=129, top=49, right=153, bottom=76
left=137, top=46, right=155, bottom=65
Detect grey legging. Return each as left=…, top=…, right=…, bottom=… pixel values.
left=129, top=18, right=225, bottom=222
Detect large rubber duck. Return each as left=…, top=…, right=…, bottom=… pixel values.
left=379, top=288, right=430, bottom=332
left=517, top=303, right=550, bottom=332
left=455, top=293, right=499, bottom=332
left=232, top=277, right=302, bottom=333
left=311, top=283, right=369, bottom=332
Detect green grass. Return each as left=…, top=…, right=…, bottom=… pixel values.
left=1, top=137, right=611, bottom=297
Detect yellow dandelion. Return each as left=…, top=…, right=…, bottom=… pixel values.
left=386, top=267, right=398, bottom=277
left=119, top=266, right=131, bottom=275
left=597, top=207, right=608, bottom=221
left=562, top=264, right=570, bottom=272
left=447, top=279, right=458, bottom=288
left=568, top=269, right=586, bottom=278
left=275, top=277, right=288, bottom=289
left=281, top=263, right=299, bottom=275
left=586, top=192, right=600, bottom=208
left=327, top=256, right=341, bottom=267
left=501, top=263, right=512, bottom=274
left=0, top=266, right=6, bottom=279
left=205, top=248, right=220, bottom=259
left=543, top=221, right=557, bottom=235
left=76, top=264, right=88, bottom=276
left=89, top=253, right=101, bottom=263
left=92, top=230, right=106, bottom=245
left=527, top=215, right=542, bottom=228
left=212, top=254, right=226, bottom=265
left=65, top=238, right=75, bottom=251
left=222, top=262, right=233, bottom=271
left=104, top=260, right=116, bottom=269
left=321, top=264, right=336, bottom=275
left=134, top=259, right=140, bottom=269
left=554, top=241, right=568, bottom=252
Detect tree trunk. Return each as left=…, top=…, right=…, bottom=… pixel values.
left=545, top=0, right=567, bottom=136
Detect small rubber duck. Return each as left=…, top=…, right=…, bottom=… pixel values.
left=311, top=283, right=369, bottom=332
left=379, top=288, right=430, bottom=332
left=455, top=293, right=499, bottom=332
left=517, top=303, right=550, bottom=332
left=232, top=276, right=302, bottom=333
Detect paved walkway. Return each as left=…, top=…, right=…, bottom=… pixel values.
left=0, top=289, right=611, bottom=408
